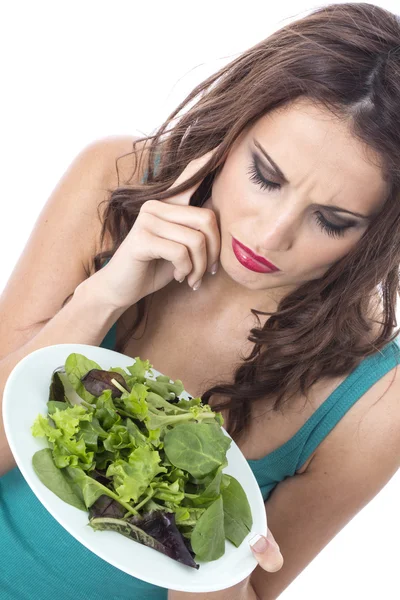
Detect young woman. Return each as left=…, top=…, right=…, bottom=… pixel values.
left=1, top=3, right=400, bottom=599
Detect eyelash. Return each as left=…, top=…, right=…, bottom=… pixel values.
left=247, top=159, right=353, bottom=239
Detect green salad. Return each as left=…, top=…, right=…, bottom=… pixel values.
left=31, top=353, right=253, bottom=569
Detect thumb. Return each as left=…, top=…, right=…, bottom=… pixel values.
left=249, top=530, right=284, bottom=573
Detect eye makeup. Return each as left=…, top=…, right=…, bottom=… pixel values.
left=247, top=156, right=356, bottom=239
left=247, top=158, right=281, bottom=191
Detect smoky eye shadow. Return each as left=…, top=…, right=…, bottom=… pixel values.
left=252, top=152, right=279, bottom=180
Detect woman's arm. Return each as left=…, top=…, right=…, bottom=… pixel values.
left=168, top=527, right=284, bottom=600
left=168, top=365, right=400, bottom=600
left=250, top=366, right=400, bottom=599
left=0, top=135, right=143, bottom=476
left=0, top=273, right=127, bottom=476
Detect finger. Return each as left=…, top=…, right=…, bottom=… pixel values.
left=164, top=147, right=220, bottom=206
left=249, top=532, right=284, bottom=573
left=140, top=201, right=220, bottom=274
left=138, top=212, right=208, bottom=287
left=135, top=228, right=193, bottom=283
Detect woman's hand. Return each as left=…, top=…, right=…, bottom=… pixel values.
left=91, top=148, right=221, bottom=311
left=249, top=528, right=284, bottom=573
left=168, top=529, right=283, bottom=600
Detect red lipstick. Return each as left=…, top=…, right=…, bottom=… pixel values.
left=232, top=237, right=280, bottom=273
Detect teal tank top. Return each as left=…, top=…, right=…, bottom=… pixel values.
left=101, top=323, right=400, bottom=500
left=1, top=148, right=400, bottom=599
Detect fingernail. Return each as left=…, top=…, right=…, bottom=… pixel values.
left=192, top=279, right=202, bottom=291
left=250, top=534, right=269, bottom=553
left=210, top=262, right=218, bottom=275
left=175, top=274, right=185, bottom=283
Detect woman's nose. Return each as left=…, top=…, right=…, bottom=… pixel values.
left=258, top=207, right=299, bottom=253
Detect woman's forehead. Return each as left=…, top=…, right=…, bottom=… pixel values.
left=244, top=100, right=388, bottom=213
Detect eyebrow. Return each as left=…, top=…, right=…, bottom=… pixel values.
left=252, top=138, right=372, bottom=221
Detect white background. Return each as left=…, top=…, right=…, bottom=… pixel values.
left=1, top=1, right=399, bottom=598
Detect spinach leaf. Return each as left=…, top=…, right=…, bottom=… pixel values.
left=65, top=466, right=118, bottom=508
left=188, top=464, right=229, bottom=507
left=146, top=392, right=189, bottom=415
left=221, top=475, right=253, bottom=547
left=64, top=467, right=137, bottom=517
left=32, top=448, right=86, bottom=511
left=32, top=351, right=253, bottom=568
left=163, top=422, right=231, bottom=478
left=144, top=378, right=184, bottom=401
left=145, top=404, right=218, bottom=432
left=190, top=496, right=225, bottom=561
left=64, top=353, right=102, bottom=402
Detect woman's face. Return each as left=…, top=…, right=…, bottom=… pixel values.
left=204, top=97, right=388, bottom=309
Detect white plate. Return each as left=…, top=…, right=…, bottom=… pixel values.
left=3, top=343, right=267, bottom=593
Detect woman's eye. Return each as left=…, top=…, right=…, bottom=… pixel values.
left=248, top=158, right=355, bottom=239
left=247, top=160, right=281, bottom=192
left=315, top=213, right=354, bottom=238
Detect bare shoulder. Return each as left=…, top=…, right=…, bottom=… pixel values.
left=0, top=134, right=149, bottom=359
left=313, top=352, right=400, bottom=467
left=80, top=135, right=151, bottom=270
left=87, top=134, right=150, bottom=189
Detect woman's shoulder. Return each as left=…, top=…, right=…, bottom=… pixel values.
left=81, top=135, right=151, bottom=270
left=0, top=135, right=149, bottom=362
left=89, top=135, right=150, bottom=187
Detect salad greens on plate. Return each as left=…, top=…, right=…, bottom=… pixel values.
left=31, top=353, right=253, bottom=569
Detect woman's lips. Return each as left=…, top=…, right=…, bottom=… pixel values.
left=231, top=237, right=281, bottom=273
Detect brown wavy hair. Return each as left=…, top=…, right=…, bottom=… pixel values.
left=82, top=3, right=400, bottom=441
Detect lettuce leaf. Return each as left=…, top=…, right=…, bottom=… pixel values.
left=106, top=446, right=167, bottom=503
left=31, top=351, right=253, bottom=568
